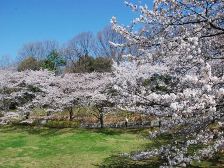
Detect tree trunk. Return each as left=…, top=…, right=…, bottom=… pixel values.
left=69, top=107, right=73, bottom=121
left=25, top=112, right=30, bottom=119
left=99, top=112, right=104, bottom=128
left=125, top=121, right=128, bottom=128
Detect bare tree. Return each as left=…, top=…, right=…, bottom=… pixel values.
left=62, top=32, right=96, bottom=71
left=96, top=25, right=126, bottom=62
left=67, top=32, right=95, bottom=57
left=18, top=40, right=59, bottom=61
left=60, top=46, right=79, bottom=66
left=0, top=55, right=13, bottom=70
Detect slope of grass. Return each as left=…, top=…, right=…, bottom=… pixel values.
left=1, top=126, right=223, bottom=168
left=0, top=126, right=149, bottom=168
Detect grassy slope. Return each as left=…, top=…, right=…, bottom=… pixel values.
left=1, top=126, right=223, bottom=168
left=0, top=127, right=149, bottom=168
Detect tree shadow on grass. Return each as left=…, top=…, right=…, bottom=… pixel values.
left=96, top=133, right=181, bottom=168
left=97, top=155, right=163, bottom=168
left=188, top=152, right=224, bottom=168
left=0, top=125, right=152, bottom=138
left=98, top=150, right=224, bottom=168
left=91, top=128, right=124, bottom=136
left=0, top=125, right=61, bottom=137
left=90, top=128, right=150, bottom=136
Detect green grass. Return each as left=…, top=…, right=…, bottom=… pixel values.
left=0, top=126, right=150, bottom=168
left=1, top=126, right=223, bottom=168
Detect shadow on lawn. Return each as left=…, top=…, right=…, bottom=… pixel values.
left=91, top=127, right=150, bottom=137
left=0, top=125, right=150, bottom=138
left=96, top=132, right=169, bottom=168
left=97, top=155, right=163, bottom=168
left=98, top=132, right=224, bottom=168
left=0, top=125, right=61, bottom=137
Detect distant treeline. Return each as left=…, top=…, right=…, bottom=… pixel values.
left=13, top=25, right=139, bottom=73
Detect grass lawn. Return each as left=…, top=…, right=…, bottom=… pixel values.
left=1, top=126, right=223, bottom=168
left=0, top=126, right=150, bottom=168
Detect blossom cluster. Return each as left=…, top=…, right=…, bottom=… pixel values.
left=109, top=0, right=224, bottom=166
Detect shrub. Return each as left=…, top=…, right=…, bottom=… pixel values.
left=93, top=57, right=113, bottom=72
left=44, top=120, right=80, bottom=128
left=17, top=57, right=41, bottom=71
left=41, top=50, right=66, bottom=71
left=67, top=56, right=112, bottom=73
left=69, top=55, right=95, bottom=73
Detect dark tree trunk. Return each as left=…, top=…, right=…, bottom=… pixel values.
left=125, top=121, right=128, bottom=128
left=99, top=112, right=104, bottom=128
left=25, top=112, right=30, bottom=119
left=69, top=107, right=73, bottom=121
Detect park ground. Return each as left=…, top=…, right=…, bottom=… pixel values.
left=0, top=126, right=149, bottom=168
left=0, top=126, right=224, bottom=168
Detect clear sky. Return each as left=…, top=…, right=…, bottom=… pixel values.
left=0, top=0, right=152, bottom=59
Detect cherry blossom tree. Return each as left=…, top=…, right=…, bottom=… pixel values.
left=0, top=0, right=223, bottom=166
left=0, top=69, right=114, bottom=126
left=109, top=0, right=224, bottom=166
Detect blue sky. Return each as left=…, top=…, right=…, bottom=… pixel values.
left=0, top=0, right=152, bottom=59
